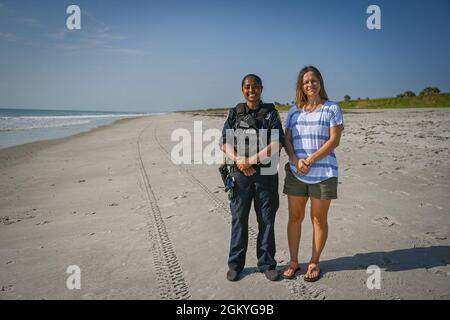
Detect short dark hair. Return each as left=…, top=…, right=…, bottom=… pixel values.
left=241, top=74, right=263, bottom=89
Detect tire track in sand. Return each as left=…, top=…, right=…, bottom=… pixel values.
left=137, top=125, right=191, bottom=300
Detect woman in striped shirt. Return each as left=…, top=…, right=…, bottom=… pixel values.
left=282, top=66, right=344, bottom=282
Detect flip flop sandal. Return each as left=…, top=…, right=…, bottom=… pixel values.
left=282, top=265, right=301, bottom=280
left=304, top=267, right=321, bottom=282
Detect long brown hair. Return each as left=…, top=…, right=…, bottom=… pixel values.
left=295, top=66, right=328, bottom=108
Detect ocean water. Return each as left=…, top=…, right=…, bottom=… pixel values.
left=0, top=108, right=154, bottom=149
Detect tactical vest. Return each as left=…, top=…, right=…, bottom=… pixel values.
left=233, top=103, right=274, bottom=164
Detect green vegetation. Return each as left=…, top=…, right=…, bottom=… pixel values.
left=419, top=86, right=440, bottom=96
left=187, top=92, right=450, bottom=113
left=271, top=93, right=450, bottom=111
left=204, top=107, right=230, bottom=112
left=339, top=92, right=450, bottom=110
left=397, top=90, right=416, bottom=98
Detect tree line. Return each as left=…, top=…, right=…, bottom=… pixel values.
left=343, top=86, right=441, bottom=102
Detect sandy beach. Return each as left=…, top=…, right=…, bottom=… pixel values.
left=0, top=108, right=449, bottom=300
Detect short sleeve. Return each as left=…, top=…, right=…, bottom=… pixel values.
left=284, top=105, right=297, bottom=130
left=329, top=103, right=344, bottom=129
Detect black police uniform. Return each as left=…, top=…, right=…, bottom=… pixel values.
left=221, top=101, right=285, bottom=273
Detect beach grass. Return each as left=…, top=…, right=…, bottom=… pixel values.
left=339, top=93, right=450, bottom=110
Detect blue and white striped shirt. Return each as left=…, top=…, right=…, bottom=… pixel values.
left=285, top=101, right=344, bottom=184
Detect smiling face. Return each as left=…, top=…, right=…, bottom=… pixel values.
left=295, top=66, right=329, bottom=108
left=242, top=76, right=262, bottom=105
left=302, top=71, right=321, bottom=100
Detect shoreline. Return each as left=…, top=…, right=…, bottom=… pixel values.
left=0, top=110, right=166, bottom=152
left=0, top=115, right=156, bottom=167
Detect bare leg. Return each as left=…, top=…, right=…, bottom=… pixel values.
left=307, top=197, right=331, bottom=280
left=283, top=195, right=308, bottom=277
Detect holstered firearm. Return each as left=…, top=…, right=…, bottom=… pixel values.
left=219, top=163, right=229, bottom=187
left=219, top=163, right=235, bottom=200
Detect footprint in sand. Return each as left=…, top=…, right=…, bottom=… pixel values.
left=1, top=216, right=22, bottom=225
left=173, top=191, right=188, bottom=200
left=35, top=220, right=51, bottom=226
left=425, top=231, right=448, bottom=241
left=0, top=285, right=14, bottom=292
left=373, top=216, right=399, bottom=227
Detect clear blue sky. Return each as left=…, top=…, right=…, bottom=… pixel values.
left=1, top=0, right=449, bottom=112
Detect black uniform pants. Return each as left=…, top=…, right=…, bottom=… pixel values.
left=228, top=169, right=279, bottom=272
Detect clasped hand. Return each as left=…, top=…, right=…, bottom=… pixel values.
left=296, top=158, right=312, bottom=176
left=236, top=156, right=256, bottom=177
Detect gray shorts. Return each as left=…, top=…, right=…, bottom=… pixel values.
left=282, top=163, right=338, bottom=199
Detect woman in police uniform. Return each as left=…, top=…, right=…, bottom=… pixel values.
left=220, top=74, right=285, bottom=282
